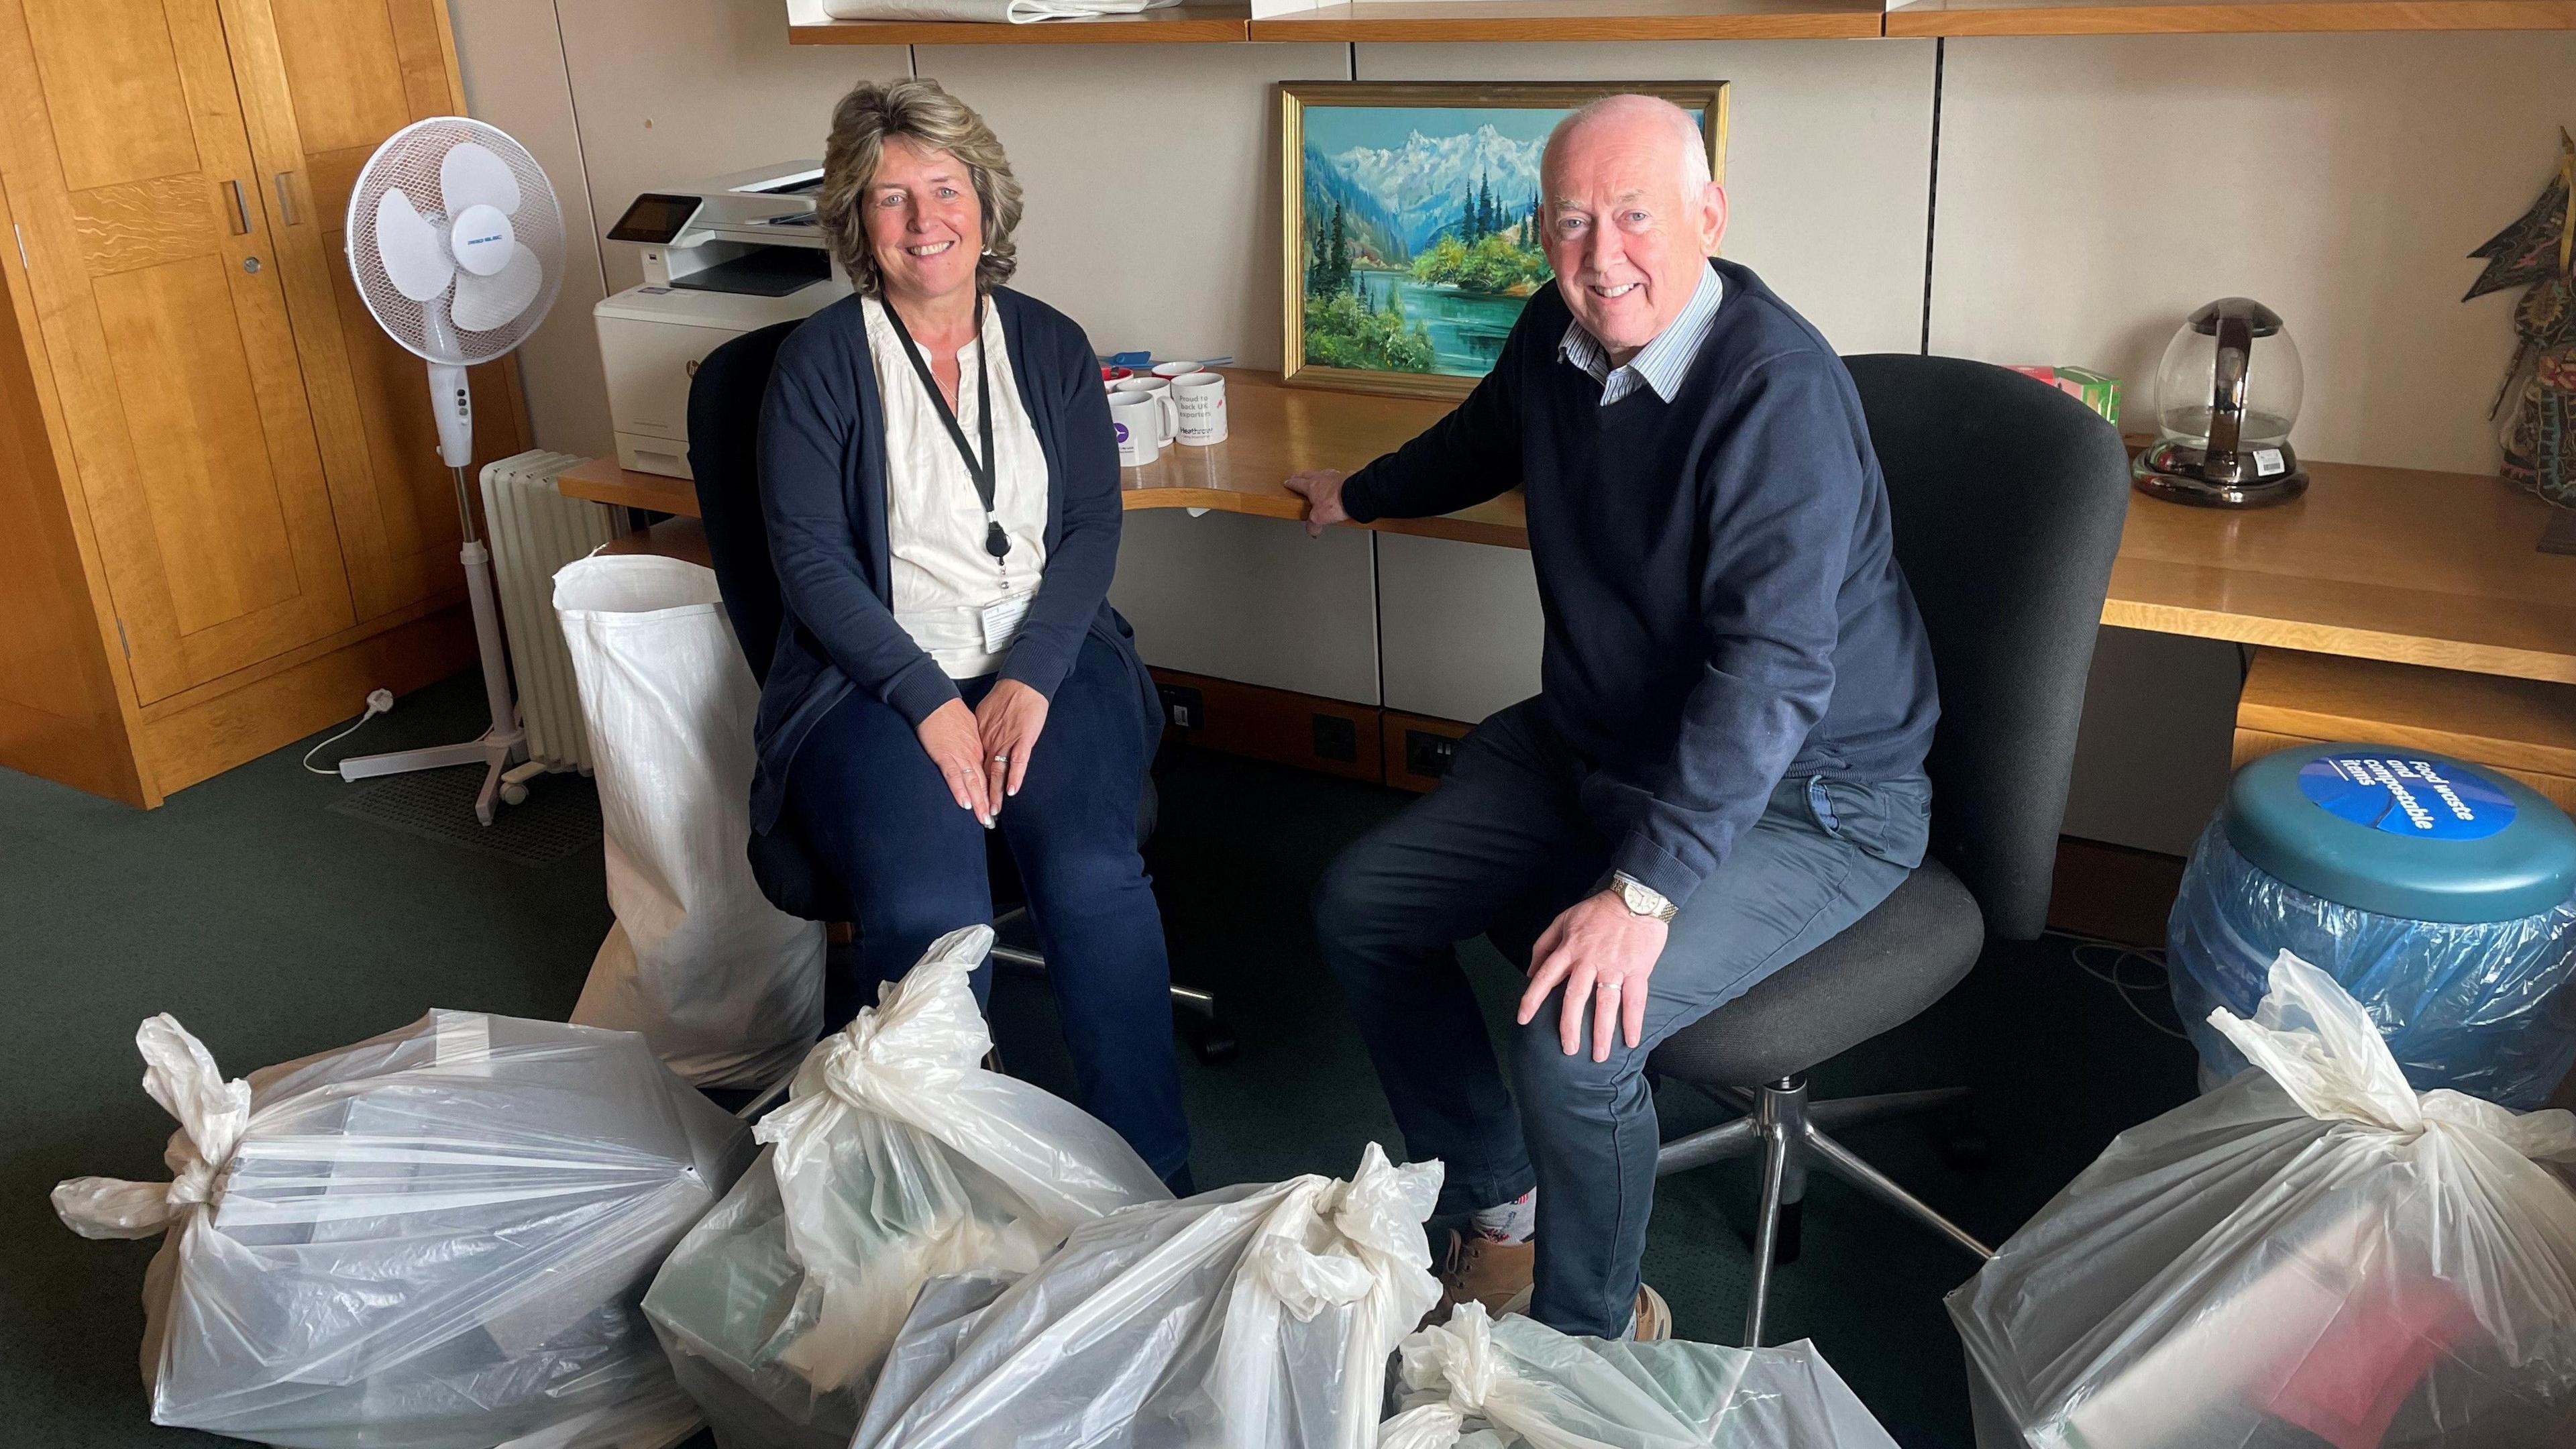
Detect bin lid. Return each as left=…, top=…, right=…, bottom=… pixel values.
left=2223, top=744, right=2576, bottom=923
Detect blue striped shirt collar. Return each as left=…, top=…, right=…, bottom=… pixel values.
left=1556, top=262, right=1725, bottom=406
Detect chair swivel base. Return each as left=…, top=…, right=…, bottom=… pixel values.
left=1655, top=1075, right=1994, bottom=1348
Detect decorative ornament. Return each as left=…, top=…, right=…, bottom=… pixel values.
left=2465, top=129, right=2576, bottom=505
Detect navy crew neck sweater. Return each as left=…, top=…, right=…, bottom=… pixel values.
left=1340, top=259, right=1939, bottom=908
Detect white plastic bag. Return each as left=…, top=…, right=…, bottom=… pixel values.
left=1378, top=1303, right=1899, bottom=1449
left=1949, top=950, right=2576, bottom=1449
left=555, top=552, right=824, bottom=1089
left=643, top=925, right=1171, bottom=1449
left=856, top=1142, right=1444, bottom=1449
left=52, top=1011, right=752, bottom=1449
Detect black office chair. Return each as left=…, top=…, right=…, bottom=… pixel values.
left=685, top=321, right=1231, bottom=1093
left=1642, top=355, right=2133, bottom=1346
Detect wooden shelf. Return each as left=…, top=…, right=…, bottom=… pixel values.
left=1117, top=370, right=1525, bottom=546
left=1886, top=0, right=2576, bottom=35
left=2106, top=462, right=2576, bottom=684
left=1247, top=0, right=1882, bottom=42
left=791, top=2, right=1251, bottom=43
left=788, top=0, right=2576, bottom=40
left=556, top=457, right=700, bottom=517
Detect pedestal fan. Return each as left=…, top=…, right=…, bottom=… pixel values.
left=337, top=118, right=566, bottom=824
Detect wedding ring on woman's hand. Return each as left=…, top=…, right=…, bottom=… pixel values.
left=991, top=755, right=1011, bottom=763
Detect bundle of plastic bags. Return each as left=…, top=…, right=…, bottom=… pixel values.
left=1380, top=1302, right=1900, bottom=1449
left=643, top=925, right=1170, bottom=1449
left=855, top=1142, right=1444, bottom=1449
left=1949, top=951, right=2576, bottom=1449
left=52, top=1010, right=751, bottom=1449
left=556, top=551, right=824, bottom=1090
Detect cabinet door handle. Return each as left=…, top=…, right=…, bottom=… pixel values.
left=274, top=172, right=299, bottom=227
left=223, top=179, right=252, bottom=235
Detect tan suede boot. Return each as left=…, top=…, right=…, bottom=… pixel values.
left=1495, top=1281, right=1672, bottom=1342
left=1426, top=1230, right=1537, bottom=1327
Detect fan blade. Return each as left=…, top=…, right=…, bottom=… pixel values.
left=449, top=242, right=542, bottom=332
left=374, top=187, right=456, bottom=303
left=441, top=141, right=521, bottom=219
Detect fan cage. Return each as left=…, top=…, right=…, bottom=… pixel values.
left=346, top=116, right=566, bottom=366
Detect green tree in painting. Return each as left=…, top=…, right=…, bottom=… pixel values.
left=1304, top=197, right=1431, bottom=372
left=1303, top=288, right=1434, bottom=372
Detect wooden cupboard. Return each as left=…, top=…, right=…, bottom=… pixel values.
left=0, top=0, right=527, bottom=806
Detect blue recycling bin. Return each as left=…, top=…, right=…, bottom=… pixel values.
left=2167, top=743, right=2576, bottom=1108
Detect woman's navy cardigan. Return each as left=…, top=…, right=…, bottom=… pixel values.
left=747, top=286, right=1160, bottom=834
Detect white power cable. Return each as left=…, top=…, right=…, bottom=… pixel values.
left=2049, top=930, right=2192, bottom=1040
left=304, top=690, right=397, bottom=776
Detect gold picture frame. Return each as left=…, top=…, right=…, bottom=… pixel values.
left=1280, top=80, right=1729, bottom=401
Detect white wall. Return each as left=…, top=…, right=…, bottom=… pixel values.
left=443, top=8, right=2576, bottom=854
left=1931, top=32, right=2569, bottom=473
left=1356, top=40, right=1937, bottom=356
left=446, top=0, right=616, bottom=458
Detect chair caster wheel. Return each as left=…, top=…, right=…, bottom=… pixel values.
left=1189, top=1021, right=1239, bottom=1065
left=499, top=782, right=529, bottom=807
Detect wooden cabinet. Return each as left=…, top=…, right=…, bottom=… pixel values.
left=0, top=0, right=515, bottom=805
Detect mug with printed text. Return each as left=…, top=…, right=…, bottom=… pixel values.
left=1172, top=372, right=1227, bottom=447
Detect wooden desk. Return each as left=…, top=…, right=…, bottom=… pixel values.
left=563, top=373, right=2576, bottom=685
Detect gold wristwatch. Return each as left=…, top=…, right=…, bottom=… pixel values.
left=1611, top=872, right=1678, bottom=923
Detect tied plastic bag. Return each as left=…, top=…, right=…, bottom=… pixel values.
left=1379, top=1303, right=1901, bottom=1449
left=555, top=552, right=823, bottom=1089
left=857, top=1143, right=1444, bottom=1449
left=52, top=1011, right=751, bottom=1449
left=1949, top=951, right=2576, bottom=1449
left=2167, top=820, right=2576, bottom=1108
left=642, top=925, right=1170, bottom=1449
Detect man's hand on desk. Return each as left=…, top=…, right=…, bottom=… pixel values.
left=1517, top=890, right=1667, bottom=1063
left=1283, top=468, right=1350, bottom=539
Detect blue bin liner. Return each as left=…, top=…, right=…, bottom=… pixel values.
left=2167, top=822, right=2576, bottom=1109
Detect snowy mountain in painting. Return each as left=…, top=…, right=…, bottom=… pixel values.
left=1326, top=125, right=1547, bottom=255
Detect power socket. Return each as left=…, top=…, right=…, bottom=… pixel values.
left=1403, top=729, right=1458, bottom=779
left=1158, top=683, right=1205, bottom=733
left=1311, top=712, right=1358, bottom=763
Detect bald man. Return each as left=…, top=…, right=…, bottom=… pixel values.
left=1287, top=95, right=1938, bottom=1339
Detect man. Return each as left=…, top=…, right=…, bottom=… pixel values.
left=1286, top=94, right=1939, bottom=1340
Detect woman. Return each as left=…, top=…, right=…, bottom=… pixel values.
left=747, top=78, right=1186, bottom=1188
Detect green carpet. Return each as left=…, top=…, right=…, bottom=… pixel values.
left=0, top=672, right=2198, bottom=1448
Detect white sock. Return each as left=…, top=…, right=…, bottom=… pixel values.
left=1472, top=1189, right=1536, bottom=1245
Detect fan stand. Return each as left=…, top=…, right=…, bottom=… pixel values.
left=337, top=465, right=527, bottom=825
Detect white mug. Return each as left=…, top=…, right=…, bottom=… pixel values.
left=1152, top=360, right=1204, bottom=381
left=1113, top=376, right=1177, bottom=448
left=1108, top=392, right=1160, bottom=468
left=1173, top=372, right=1227, bottom=446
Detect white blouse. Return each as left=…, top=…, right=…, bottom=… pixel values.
left=863, top=295, right=1051, bottom=680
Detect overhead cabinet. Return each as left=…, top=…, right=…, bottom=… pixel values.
left=0, top=0, right=526, bottom=804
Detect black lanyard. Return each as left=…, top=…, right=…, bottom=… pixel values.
left=881, top=294, right=1010, bottom=562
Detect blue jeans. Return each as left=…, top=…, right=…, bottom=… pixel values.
left=1312, top=700, right=1927, bottom=1336
left=788, top=632, right=1191, bottom=1181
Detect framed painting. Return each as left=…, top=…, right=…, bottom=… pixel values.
left=1279, top=80, right=1729, bottom=400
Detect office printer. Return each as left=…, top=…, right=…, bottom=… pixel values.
left=595, top=162, right=851, bottom=478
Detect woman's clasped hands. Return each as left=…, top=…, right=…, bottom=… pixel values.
left=915, top=680, right=1051, bottom=828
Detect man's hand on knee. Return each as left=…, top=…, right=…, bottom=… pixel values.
left=1517, top=891, right=1667, bottom=1063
